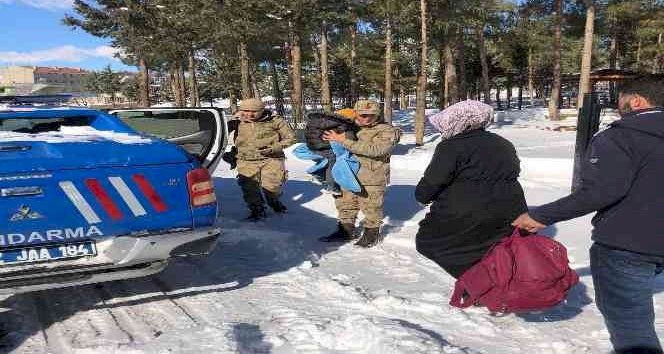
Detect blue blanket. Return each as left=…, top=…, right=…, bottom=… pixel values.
left=293, top=142, right=361, bottom=192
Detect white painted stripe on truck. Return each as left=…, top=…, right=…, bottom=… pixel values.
left=59, top=181, right=102, bottom=224
left=108, top=177, right=147, bottom=217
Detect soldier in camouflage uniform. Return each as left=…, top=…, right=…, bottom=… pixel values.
left=320, top=99, right=401, bottom=247
left=229, top=98, right=297, bottom=221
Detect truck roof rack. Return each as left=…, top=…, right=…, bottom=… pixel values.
left=0, top=94, right=73, bottom=105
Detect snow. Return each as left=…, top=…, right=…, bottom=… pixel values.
left=1, top=108, right=662, bottom=353
left=0, top=126, right=153, bottom=144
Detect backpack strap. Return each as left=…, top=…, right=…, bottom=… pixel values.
left=449, top=260, right=496, bottom=309
left=450, top=281, right=477, bottom=308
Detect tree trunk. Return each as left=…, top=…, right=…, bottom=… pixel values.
left=229, top=89, right=238, bottom=114
left=518, top=86, right=523, bottom=110
left=655, top=33, right=663, bottom=74
left=439, top=47, right=445, bottom=109
left=400, top=88, right=408, bottom=110
left=270, top=61, right=285, bottom=117
left=506, top=77, right=512, bottom=109
left=178, top=62, right=187, bottom=106
left=577, top=0, right=595, bottom=109
left=496, top=87, right=501, bottom=110
left=250, top=62, right=260, bottom=98
left=290, top=31, right=304, bottom=124
left=528, top=46, right=535, bottom=107
left=478, top=26, right=491, bottom=104
left=138, top=56, right=150, bottom=106
left=188, top=50, right=199, bottom=107
left=415, top=0, right=428, bottom=146
left=397, top=57, right=407, bottom=110
left=444, top=39, right=458, bottom=107
left=320, top=22, right=332, bottom=113
left=349, top=14, right=358, bottom=107
left=170, top=66, right=181, bottom=106
left=609, top=31, right=618, bottom=102
left=548, top=0, right=563, bottom=120
left=457, top=26, right=467, bottom=101
left=395, top=64, right=405, bottom=110
left=239, top=41, right=251, bottom=99
left=636, top=38, right=641, bottom=70
left=384, top=14, right=393, bottom=124
left=176, top=65, right=184, bottom=106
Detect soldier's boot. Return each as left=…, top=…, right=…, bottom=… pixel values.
left=354, top=227, right=383, bottom=248
left=264, top=191, right=288, bottom=213
left=246, top=205, right=267, bottom=222
left=319, top=223, right=356, bottom=242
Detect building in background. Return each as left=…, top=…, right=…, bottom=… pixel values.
left=0, top=66, right=90, bottom=95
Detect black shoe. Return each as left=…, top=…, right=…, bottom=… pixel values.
left=319, top=223, right=356, bottom=242
left=265, top=198, right=287, bottom=213
left=246, top=206, right=266, bottom=221
left=354, top=227, right=383, bottom=248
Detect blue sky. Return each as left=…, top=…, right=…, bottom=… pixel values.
left=0, top=0, right=132, bottom=71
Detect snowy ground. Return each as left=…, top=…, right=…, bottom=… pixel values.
left=1, top=108, right=663, bottom=354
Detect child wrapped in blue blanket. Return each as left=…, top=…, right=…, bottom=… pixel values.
left=304, top=112, right=357, bottom=195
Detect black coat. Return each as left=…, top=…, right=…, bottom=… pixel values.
left=305, top=112, right=357, bottom=151
left=531, top=107, right=664, bottom=256
left=415, top=129, right=527, bottom=278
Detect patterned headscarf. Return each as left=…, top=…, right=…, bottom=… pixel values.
left=428, top=100, right=494, bottom=140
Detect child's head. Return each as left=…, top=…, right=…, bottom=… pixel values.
left=334, top=108, right=356, bottom=121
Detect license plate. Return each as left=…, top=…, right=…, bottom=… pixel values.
left=0, top=241, right=97, bottom=265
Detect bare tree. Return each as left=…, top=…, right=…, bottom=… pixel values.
left=320, top=21, right=332, bottom=113
left=290, top=29, right=304, bottom=123
left=188, top=50, right=200, bottom=106
left=415, top=0, right=428, bottom=146
left=349, top=13, right=358, bottom=106
left=444, top=39, right=458, bottom=107
left=548, top=0, right=563, bottom=121
left=528, top=47, right=535, bottom=106
left=239, top=42, right=251, bottom=99
left=577, top=0, right=595, bottom=109
left=384, top=7, right=393, bottom=123
left=477, top=25, right=491, bottom=104
left=138, top=57, right=150, bottom=106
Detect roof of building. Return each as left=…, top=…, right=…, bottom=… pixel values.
left=34, top=66, right=89, bottom=75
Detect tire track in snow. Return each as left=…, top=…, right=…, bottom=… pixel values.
left=0, top=294, right=49, bottom=354
left=94, top=284, right=156, bottom=345
left=34, top=285, right=143, bottom=350
left=32, top=292, right=71, bottom=354
left=101, top=278, right=200, bottom=335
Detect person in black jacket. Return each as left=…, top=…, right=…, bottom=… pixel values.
left=513, top=76, right=664, bottom=354
left=415, top=100, right=527, bottom=278
left=305, top=112, right=357, bottom=195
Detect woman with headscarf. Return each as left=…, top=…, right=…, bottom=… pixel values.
left=415, top=100, right=527, bottom=278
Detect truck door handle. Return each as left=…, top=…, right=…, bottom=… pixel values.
left=1, top=187, right=43, bottom=197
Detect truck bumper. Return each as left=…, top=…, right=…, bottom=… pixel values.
left=0, top=227, right=221, bottom=294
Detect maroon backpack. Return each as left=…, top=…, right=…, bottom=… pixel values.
left=449, top=228, right=579, bottom=313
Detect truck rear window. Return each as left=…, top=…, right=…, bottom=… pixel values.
left=0, top=116, right=94, bottom=134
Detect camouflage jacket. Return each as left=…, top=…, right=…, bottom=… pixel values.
left=230, top=111, right=297, bottom=161
left=341, top=122, right=401, bottom=186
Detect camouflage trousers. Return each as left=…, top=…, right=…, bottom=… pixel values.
left=237, top=158, right=287, bottom=208
left=334, top=186, right=385, bottom=229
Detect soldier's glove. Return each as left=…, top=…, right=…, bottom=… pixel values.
left=258, top=143, right=282, bottom=156
left=222, top=146, right=238, bottom=169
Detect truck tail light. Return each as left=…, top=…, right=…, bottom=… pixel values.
left=187, top=168, right=216, bottom=207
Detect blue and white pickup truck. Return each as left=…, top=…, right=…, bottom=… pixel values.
left=0, top=100, right=227, bottom=293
